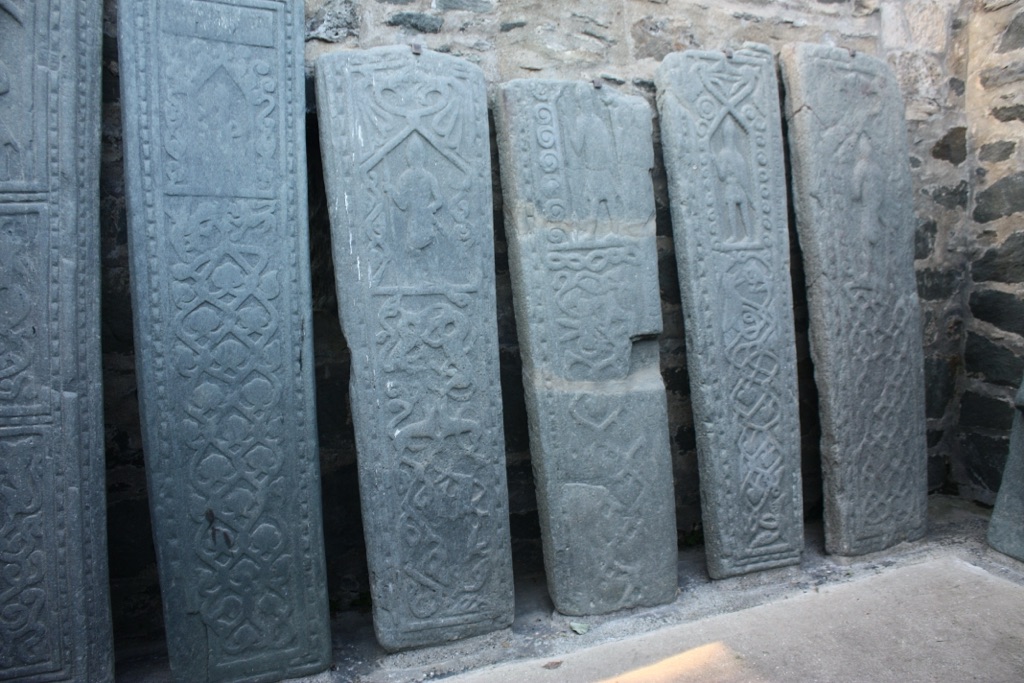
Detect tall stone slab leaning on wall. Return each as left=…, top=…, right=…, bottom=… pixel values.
left=780, top=43, right=928, bottom=556
left=0, top=2, right=112, bottom=681
left=118, top=2, right=331, bottom=681
left=316, top=46, right=515, bottom=650
left=495, top=80, right=677, bottom=615
left=988, top=377, right=1024, bottom=563
left=656, top=46, right=803, bottom=579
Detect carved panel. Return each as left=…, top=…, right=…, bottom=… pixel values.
left=495, top=80, right=677, bottom=615
left=656, top=47, right=803, bottom=578
left=119, top=2, right=330, bottom=681
left=780, top=43, right=927, bottom=556
left=316, top=46, right=514, bottom=650
left=0, top=1, right=110, bottom=681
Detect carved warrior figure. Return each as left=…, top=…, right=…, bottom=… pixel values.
left=496, top=79, right=677, bottom=615
left=316, top=46, right=514, bottom=650
left=781, top=43, right=927, bottom=556
left=988, top=379, right=1024, bottom=563
left=119, top=2, right=331, bottom=681
left=656, top=45, right=803, bottom=579
left=0, top=0, right=113, bottom=681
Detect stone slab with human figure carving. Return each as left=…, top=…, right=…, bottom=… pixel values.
left=780, top=43, right=927, bottom=557
left=316, top=45, right=515, bottom=650
left=656, top=45, right=804, bottom=579
left=495, top=79, right=678, bottom=616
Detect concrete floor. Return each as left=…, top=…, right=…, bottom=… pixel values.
left=116, top=497, right=1024, bottom=683
left=449, top=557, right=1024, bottom=683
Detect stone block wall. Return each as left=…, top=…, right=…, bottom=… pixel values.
left=959, top=0, right=1024, bottom=504
left=97, top=0, right=1019, bottom=652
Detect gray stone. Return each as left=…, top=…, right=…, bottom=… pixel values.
left=916, top=268, right=959, bottom=300
left=386, top=12, right=444, bottom=33
left=494, top=79, right=677, bottom=612
left=980, top=61, right=1024, bottom=89
left=915, top=219, right=937, bottom=260
left=781, top=44, right=928, bottom=556
left=970, top=288, right=1024, bottom=336
left=979, top=140, right=1016, bottom=164
left=960, top=391, right=1015, bottom=432
left=966, top=333, right=1024, bottom=387
left=118, top=3, right=330, bottom=681
left=315, top=46, right=514, bottom=648
left=997, top=11, right=1024, bottom=53
left=930, top=126, right=967, bottom=165
left=924, top=356, right=956, bottom=419
left=992, top=104, right=1024, bottom=123
left=307, top=0, right=359, bottom=42
left=973, top=230, right=1024, bottom=282
left=928, top=180, right=969, bottom=209
left=973, top=171, right=1024, bottom=223
left=656, top=46, right=804, bottom=578
left=989, top=380, right=1024, bottom=561
left=0, top=2, right=112, bottom=680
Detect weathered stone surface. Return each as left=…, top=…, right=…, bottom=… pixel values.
left=930, top=126, right=967, bottom=165
left=386, top=12, right=443, bottom=33
left=0, top=2, right=112, bottom=680
left=980, top=61, right=1024, bottom=89
left=656, top=46, right=803, bottom=578
left=970, top=288, right=1024, bottom=336
left=916, top=268, right=959, bottom=300
left=979, top=140, right=1017, bottom=163
left=316, top=46, right=514, bottom=648
left=997, top=10, right=1024, bottom=52
left=781, top=44, right=928, bottom=556
left=960, top=391, right=1015, bottom=431
left=989, top=380, right=1024, bottom=561
left=973, top=171, right=1024, bottom=222
left=494, top=79, right=677, bottom=612
left=924, top=356, right=956, bottom=419
left=966, top=332, right=1024, bottom=386
left=992, top=104, right=1024, bottom=123
left=974, top=231, right=1024, bottom=282
left=118, top=2, right=330, bottom=681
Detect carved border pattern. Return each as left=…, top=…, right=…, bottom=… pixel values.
left=659, top=49, right=801, bottom=574
left=320, top=50, right=512, bottom=643
left=1, top=0, right=108, bottom=680
left=127, top=1, right=325, bottom=678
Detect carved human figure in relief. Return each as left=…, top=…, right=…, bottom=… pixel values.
left=716, top=117, right=754, bottom=243
left=391, top=136, right=444, bottom=252
left=850, top=132, right=884, bottom=277
left=569, top=94, right=620, bottom=227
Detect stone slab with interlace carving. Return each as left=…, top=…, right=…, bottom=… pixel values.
left=495, top=79, right=677, bottom=615
left=781, top=43, right=928, bottom=556
left=119, top=2, right=331, bottom=680
left=0, top=1, right=112, bottom=681
left=316, top=45, right=514, bottom=651
left=657, top=45, right=804, bottom=579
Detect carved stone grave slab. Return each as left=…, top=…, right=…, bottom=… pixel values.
left=118, top=2, right=331, bottom=681
left=0, top=2, right=112, bottom=680
left=316, top=46, right=514, bottom=650
left=780, top=43, right=927, bottom=556
left=495, top=80, right=677, bottom=615
left=989, top=380, right=1024, bottom=562
left=656, top=46, right=803, bottom=579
